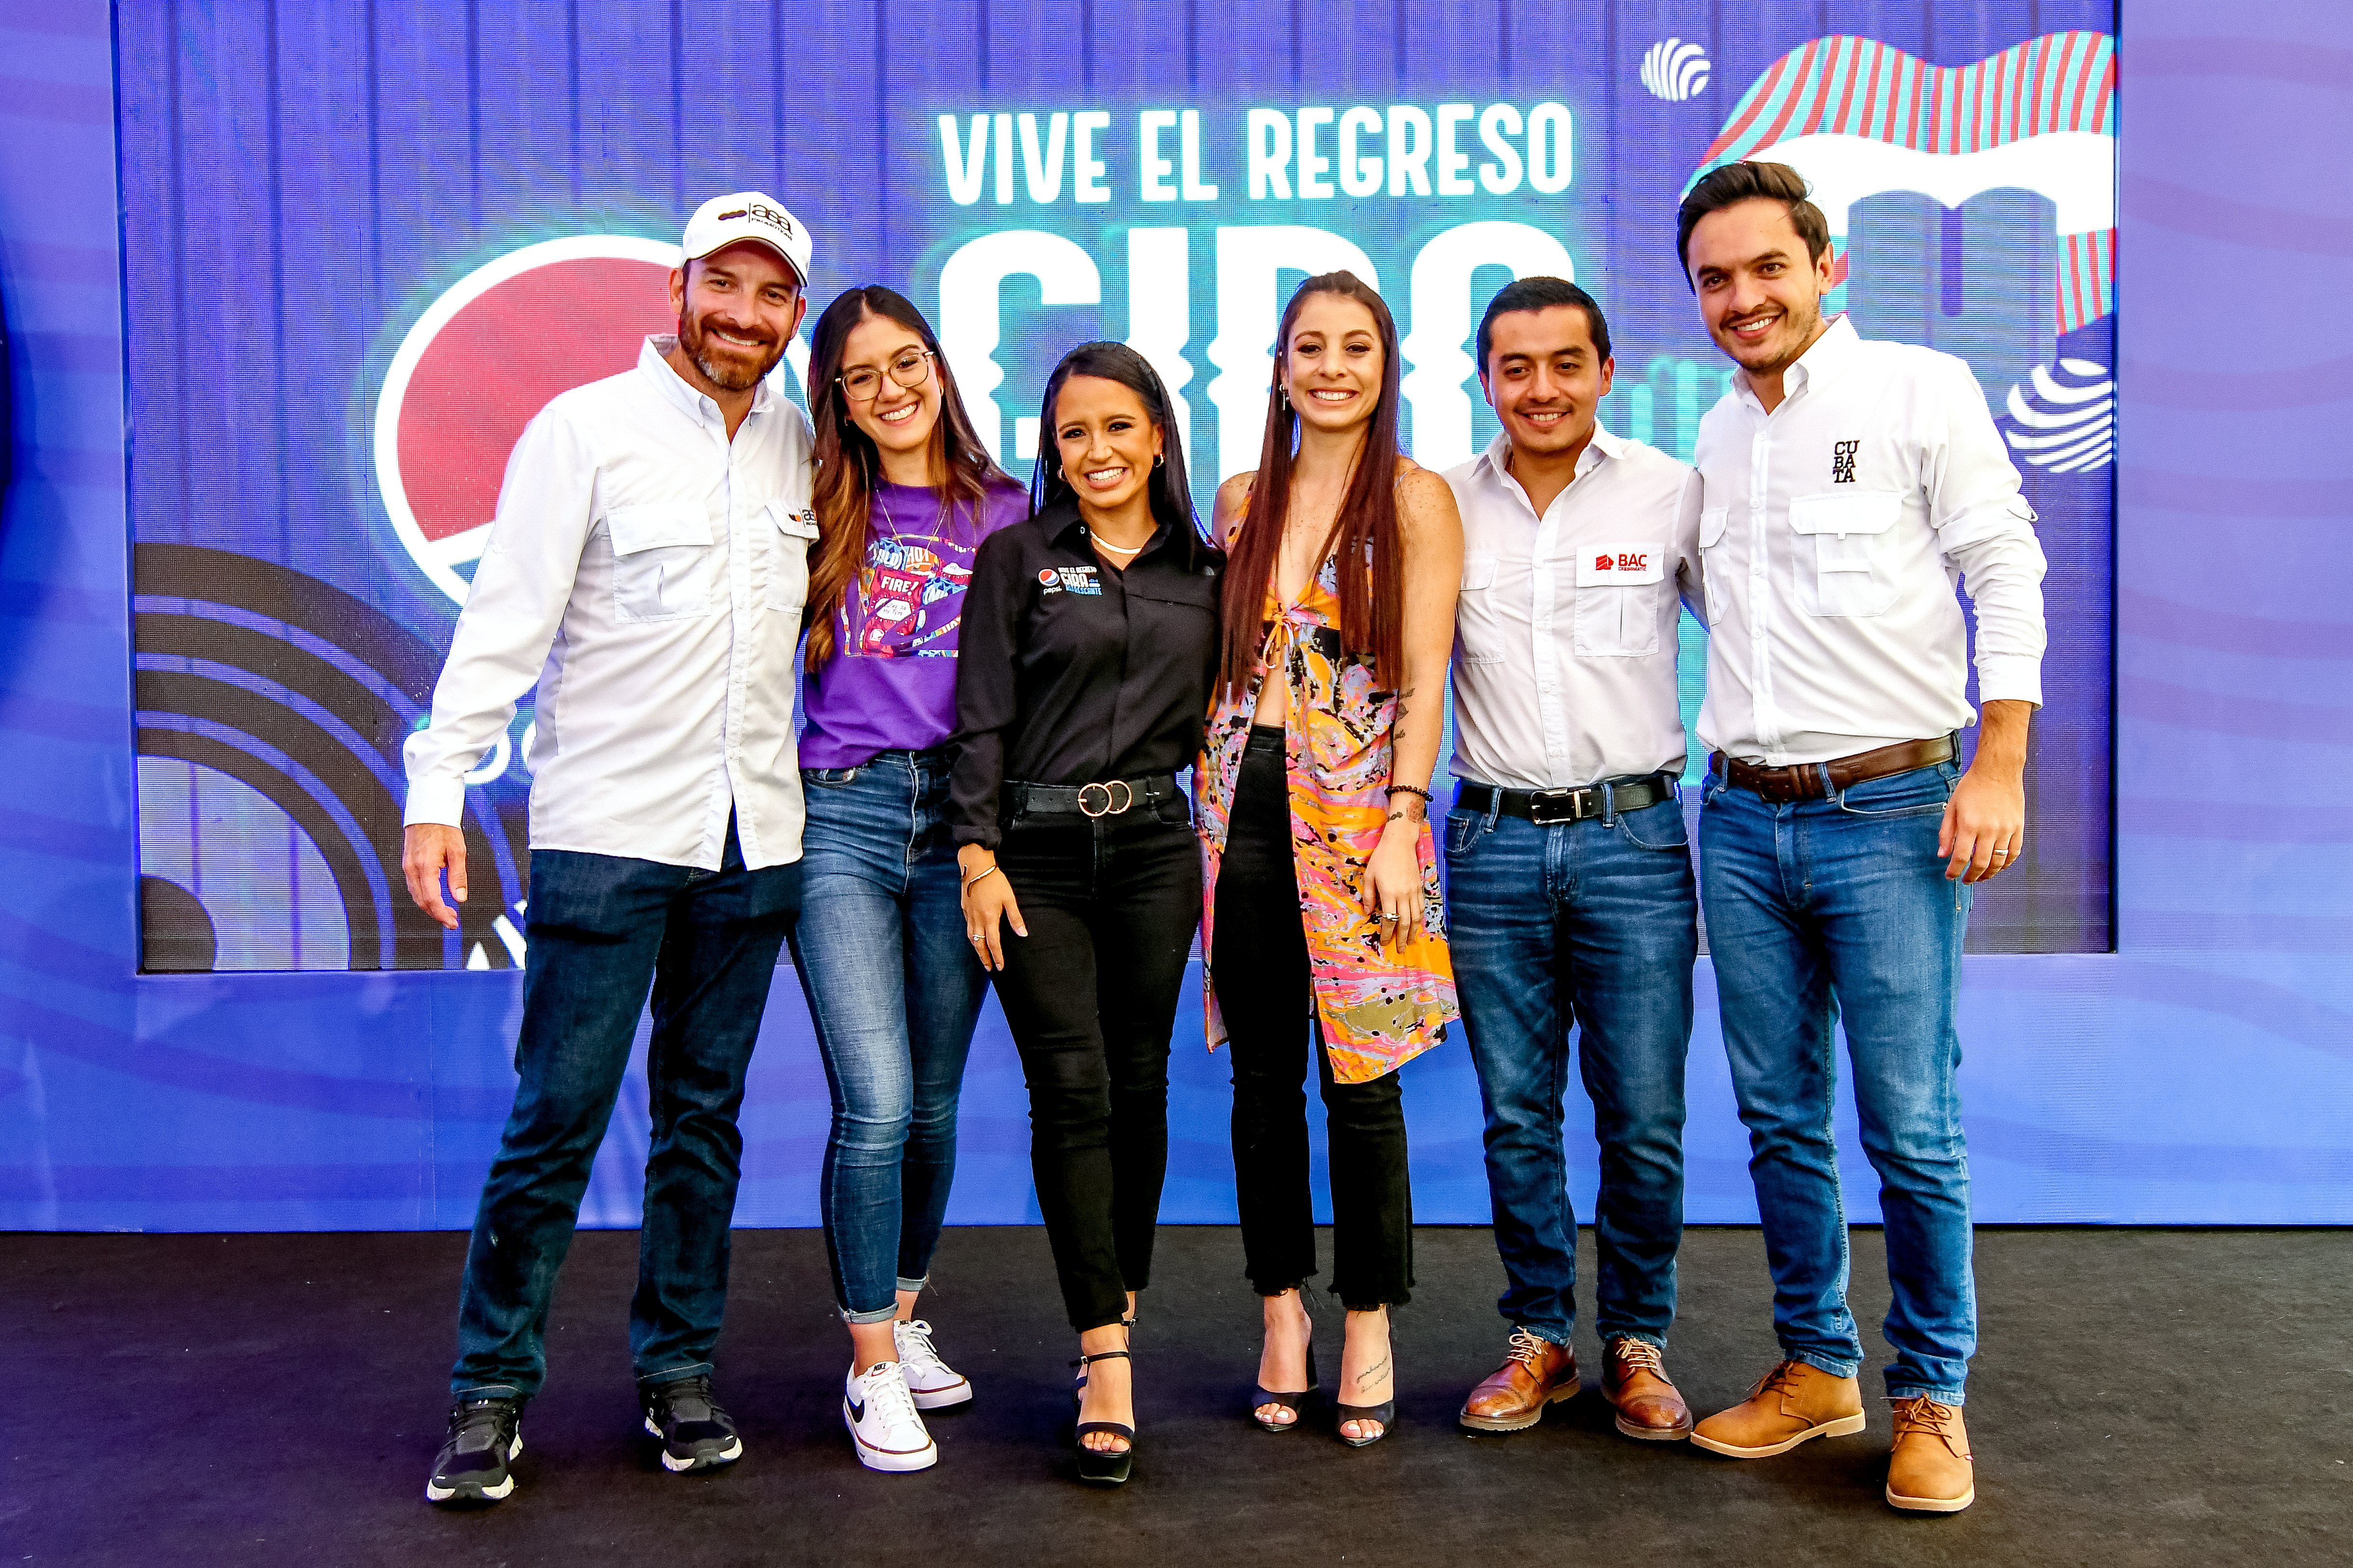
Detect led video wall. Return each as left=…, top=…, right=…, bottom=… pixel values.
left=119, top=1, right=2114, bottom=973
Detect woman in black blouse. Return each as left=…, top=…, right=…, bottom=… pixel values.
left=950, top=342, right=1222, bottom=1486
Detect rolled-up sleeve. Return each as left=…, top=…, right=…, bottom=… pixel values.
left=402, top=409, right=596, bottom=826
left=1925, top=359, right=2048, bottom=709
left=947, top=526, right=1023, bottom=849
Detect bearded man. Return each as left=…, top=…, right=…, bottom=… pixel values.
left=402, top=192, right=818, bottom=1506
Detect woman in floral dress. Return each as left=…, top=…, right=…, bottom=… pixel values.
left=1197, top=271, right=1464, bottom=1447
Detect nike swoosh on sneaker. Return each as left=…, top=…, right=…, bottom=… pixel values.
left=846, top=1397, right=864, bottom=1422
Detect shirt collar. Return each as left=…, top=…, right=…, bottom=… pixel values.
left=1476, top=422, right=1622, bottom=503
left=639, top=334, right=776, bottom=425
left=1733, top=312, right=1858, bottom=410
left=1045, top=501, right=1172, bottom=560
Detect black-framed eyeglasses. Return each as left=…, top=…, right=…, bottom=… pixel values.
left=837, top=347, right=935, bottom=403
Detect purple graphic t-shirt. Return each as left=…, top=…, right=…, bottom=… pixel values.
left=799, top=477, right=1028, bottom=770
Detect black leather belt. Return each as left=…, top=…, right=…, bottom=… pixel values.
left=1709, top=735, right=1956, bottom=804
left=1455, top=771, right=1683, bottom=826
left=1008, top=773, right=1181, bottom=819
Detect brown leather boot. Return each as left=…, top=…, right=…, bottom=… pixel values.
left=1458, top=1328, right=1579, bottom=1432
left=1886, top=1397, right=1974, bottom=1513
left=1690, top=1359, right=1865, bottom=1458
left=1601, top=1337, right=1692, bottom=1441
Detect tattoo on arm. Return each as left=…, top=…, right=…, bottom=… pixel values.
left=1393, top=684, right=1414, bottom=725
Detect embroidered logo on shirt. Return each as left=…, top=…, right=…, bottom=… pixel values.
left=1056, top=564, right=1103, bottom=596
left=1832, top=440, right=1861, bottom=483
left=1591, top=549, right=1651, bottom=573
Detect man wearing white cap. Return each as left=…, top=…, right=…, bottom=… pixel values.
left=405, top=193, right=816, bottom=1507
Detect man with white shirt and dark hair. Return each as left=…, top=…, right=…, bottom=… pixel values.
left=402, top=192, right=818, bottom=1507
left=1676, top=161, right=2046, bottom=1515
left=1442, top=278, right=1706, bottom=1446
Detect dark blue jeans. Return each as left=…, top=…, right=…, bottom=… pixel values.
left=788, top=749, right=988, bottom=1323
left=1701, top=759, right=1974, bottom=1403
left=1444, top=786, right=1697, bottom=1350
left=450, top=820, right=800, bottom=1403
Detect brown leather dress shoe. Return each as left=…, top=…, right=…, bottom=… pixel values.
left=1886, top=1397, right=1974, bottom=1513
left=1601, top=1337, right=1692, bottom=1440
left=1690, top=1359, right=1865, bottom=1458
left=1458, top=1328, right=1579, bottom=1432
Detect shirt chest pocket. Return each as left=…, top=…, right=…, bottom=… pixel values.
left=1572, top=540, right=1669, bottom=658
left=1697, top=508, right=1730, bottom=627
left=765, top=502, right=821, bottom=614
left=605, top=502, right=720, bottom=625
left=1788, top=491, right=1905, bottom=618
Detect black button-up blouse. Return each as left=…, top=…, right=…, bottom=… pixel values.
left=949, top=501, right=1224, bottom=849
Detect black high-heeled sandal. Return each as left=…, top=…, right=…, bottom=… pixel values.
left=1252, top=1343, right=1320, bottom=1433
left=1072, top=1316, right=1136, bottom=1409
left=1335, top=1309, right=1396, bottom=1448
left=1069, top=1348, right=1136, bottom=1486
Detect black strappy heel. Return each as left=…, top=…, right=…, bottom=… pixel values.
left=1072, top=1316, right=1136, bottom=1409
left=1335, top=1308, right=1396, bottom=1448
left=1253, top=1342, right=1320, bottom=1433
left=1069, top=1348, right=1136, bottom=1486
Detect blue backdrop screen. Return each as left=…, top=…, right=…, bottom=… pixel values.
left=102, top=0, right=2117, bottom=1227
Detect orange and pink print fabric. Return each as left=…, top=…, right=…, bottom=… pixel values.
left=1194, top=543, right=1457, bottom=1085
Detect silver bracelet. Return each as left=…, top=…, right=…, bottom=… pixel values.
left=963, top=863, right=1003, bottom=890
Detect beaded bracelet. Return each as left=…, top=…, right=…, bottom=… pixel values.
left=1385, top=783, right=1434, bottom=803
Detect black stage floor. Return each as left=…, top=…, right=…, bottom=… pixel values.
left=4, top=1225, right=2345, bottom=1567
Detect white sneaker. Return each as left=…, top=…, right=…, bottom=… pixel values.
left=844, top=1361, right=937, bottom=1473
left=893, top=1319, right=974, bottom=1410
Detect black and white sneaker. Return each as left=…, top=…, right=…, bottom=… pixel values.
left=641, top=1375, right=743, bottom=1473
left=425, top=1397, right=521, bottom=1506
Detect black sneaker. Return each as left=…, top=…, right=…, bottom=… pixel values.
left=641, top=1374, right=743, bottom=1473
left=425, top=1396, right=521, bottom=1506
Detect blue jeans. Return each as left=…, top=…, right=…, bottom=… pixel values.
left=1700, top=759, right=1974, bottom=1403
left=1444, top=787, right=1696, bottom=1349
left=451, top=819, right=800, bottom=1402
left=788, top=749, right=988, bottom=1323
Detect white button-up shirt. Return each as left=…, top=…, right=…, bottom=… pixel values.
left=403, top=336, right=819, bottom=870
left=1443, top=426, right=1704, bottom=791
left=1692, top=315, right=2047, bottom=767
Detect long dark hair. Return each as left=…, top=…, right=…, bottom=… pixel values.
left=804, top=285, right=1013, bottom=670
left=1031, top=341, right=1217, bottom=572
left=1217, top=270, right=1406, bottom=697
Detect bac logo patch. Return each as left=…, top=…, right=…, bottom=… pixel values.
left=1590, top=549, right=1651, bottom=573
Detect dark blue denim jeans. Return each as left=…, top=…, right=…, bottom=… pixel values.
left=450, top=820, right=800, bottom=1403
left=1700, top=759, right=1975, bottom=1403
left=788, top=749, right=988, bottom=1323
left=1444, top=787, right=1697, bottom=1350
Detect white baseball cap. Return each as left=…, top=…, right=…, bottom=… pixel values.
left=681, top=191, right=812, bottom=286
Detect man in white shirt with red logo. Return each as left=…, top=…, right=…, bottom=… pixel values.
left=402, top=192, right=819, bottom=1507
left=1441, top=278, right=1707, bottom=1445
left=1676, top=162, right=2046, bottom=1516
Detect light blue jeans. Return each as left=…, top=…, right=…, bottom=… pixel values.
left=1700, top=759, right=1975, bottom=1403
left=788, top=750, right=988, bottom=1323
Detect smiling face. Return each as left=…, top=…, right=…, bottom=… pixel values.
left=1281, top=291, right=1384, bottom=435
left=1686, top=198, right=1835, bottom=380
left=1482, top=303, right=1614, bottom=459
left=836, top=309, right=940, bottom=467
left=1051, top=373, right=1163, bottom=518
left=669, top=240, right=805, bottom=392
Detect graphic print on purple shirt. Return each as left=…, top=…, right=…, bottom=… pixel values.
left=854, top=533, right=971, bottom=657
left=799, top=478, right=1027, bottom=771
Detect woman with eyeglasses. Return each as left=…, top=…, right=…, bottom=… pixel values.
left=950, top=342, right=1222, bottom=1486
left=1198, top=271, right=1463, bottom=1448
left=792, top=286, right=1026, bottom=1475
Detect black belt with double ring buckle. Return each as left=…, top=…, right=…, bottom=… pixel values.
left=1009, top=773, right=1180, bottom=819
left=1455, top=770, right=1683, bottom=826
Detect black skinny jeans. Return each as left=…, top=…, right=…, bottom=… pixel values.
left=1217, top=726, right=1413, bottom=1311
left=990, top=795, right=1201, bottom=1333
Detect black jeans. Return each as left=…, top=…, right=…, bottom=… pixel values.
left=990, top=794, right=1201, bottom=1333
left=1217, top=727, right=1413, bottom=1311
left=451, top=818, right=801, bottom=1401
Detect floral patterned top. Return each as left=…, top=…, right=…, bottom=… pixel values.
left=1195, top=525, right=1457, bottom=1084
